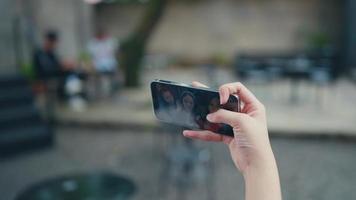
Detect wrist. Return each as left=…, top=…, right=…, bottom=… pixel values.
left=245, top=143, right=276, bottom=171
left=242, top=150, right=281, bottom=200
left=242, top=151, right=277, bottom=180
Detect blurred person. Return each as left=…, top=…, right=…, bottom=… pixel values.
left=183, top=82, right=281, bottom=200
left=33, top=30, right=78, bottom=80
left=33, top=30, right=81, bottom=119
left=33, top=30, right=78, bottom=92
left=88, top=28, right=120, bottom=98
left=33, top=30, right=62, bottom=81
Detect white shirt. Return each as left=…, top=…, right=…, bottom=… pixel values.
left=88, top=37, right=118, bottom=73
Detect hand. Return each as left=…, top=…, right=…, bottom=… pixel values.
left=62, top=59, right=76, bottom=70
left=183, top=82, right=281, bottom=200
left=183, top=81, right=272, bottom=172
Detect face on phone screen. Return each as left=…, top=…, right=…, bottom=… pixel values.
left=151, top=81, right=240, bottom=137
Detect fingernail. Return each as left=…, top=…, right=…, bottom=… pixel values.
left=206, top=114, right=213, bottom=121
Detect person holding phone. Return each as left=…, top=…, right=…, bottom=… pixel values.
left=183, top=81, right=282, bottom=200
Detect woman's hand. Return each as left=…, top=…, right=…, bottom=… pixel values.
left=183, top=81, right=281, bottom=200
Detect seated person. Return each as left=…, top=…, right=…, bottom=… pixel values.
left=33, top=30, right=65, bottom=81
left=87, top=28, right=119, bottom=98
left=33, top=30, right=84, bottom=111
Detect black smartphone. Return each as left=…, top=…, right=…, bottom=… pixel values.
left=150, top=79, right=240, bottom=137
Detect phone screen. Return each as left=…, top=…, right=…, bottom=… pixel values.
left=151, top=80, right=240, bottom=137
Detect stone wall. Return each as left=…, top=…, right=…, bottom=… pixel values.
left=32, top=0, right=94, bottom=60
left=0, top=0, right=94, bottom=75
left=0, top=0, right=345, bottom=75
left=96, top=0, right=343, bottom=61
left=94, top=3, right=145, bottom=38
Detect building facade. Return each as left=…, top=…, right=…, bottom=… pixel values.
left=0, top=0, right=93, bottom=75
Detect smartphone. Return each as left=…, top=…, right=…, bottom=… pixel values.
left=150, top=79, right=240, bottom=137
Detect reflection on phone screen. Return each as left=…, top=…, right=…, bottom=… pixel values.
left=151, top=82, right=239, bottom=136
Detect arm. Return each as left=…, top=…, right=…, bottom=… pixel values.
left=243, top=148, right=281, bottom=200
left=183, top=82, right=281, bottom=200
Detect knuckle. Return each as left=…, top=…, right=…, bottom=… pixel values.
left=221, top=83, right=233, bottom=90
left=216, top=109, right=227, bottom=116
left=235, top=82, right=243, bottom=88
left=232, top=118, right=243, bottom=127
left=218, top=85, right=226, bottom=92
left=202, top=133, right=214, bottom=141
left=234, top=114, right=249, bottom=126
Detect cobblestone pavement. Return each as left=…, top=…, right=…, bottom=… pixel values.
left=1, top=128, right=356, bottom=200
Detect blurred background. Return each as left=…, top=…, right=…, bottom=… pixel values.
left=0, top=0, right=356, bottom=199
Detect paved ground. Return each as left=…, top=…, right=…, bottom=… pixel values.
left=57, top=66, right=356, bottom=137
left=1, top=127, right=356, bottom=200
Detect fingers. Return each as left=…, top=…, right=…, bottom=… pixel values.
left=219, top=82, right=261, bottom=108
left=192, top=81, right=260, bottom=107
left=192, top=81, right=264, bottom=113
left=183, top=130, right=233, bottom=144
left=183, top=130, right=223, bottom=142
left=192, top=81, right=209, bottom=88
left=183, top=130, right=234, bottom=145
left=207, top=109, right=249, bottom=128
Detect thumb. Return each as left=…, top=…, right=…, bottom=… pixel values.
left=207, top=109, right=249, bottom=129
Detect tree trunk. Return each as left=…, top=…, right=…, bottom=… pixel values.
left=121, top=0, right=167, bottom=87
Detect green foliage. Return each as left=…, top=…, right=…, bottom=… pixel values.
left=79, top=51, right=91, bottom=63
left=211, top=51, right=230, bottom=66
left=20, top=62, right=36, bottom=80
left=307, top=32, right=331, bottom=50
